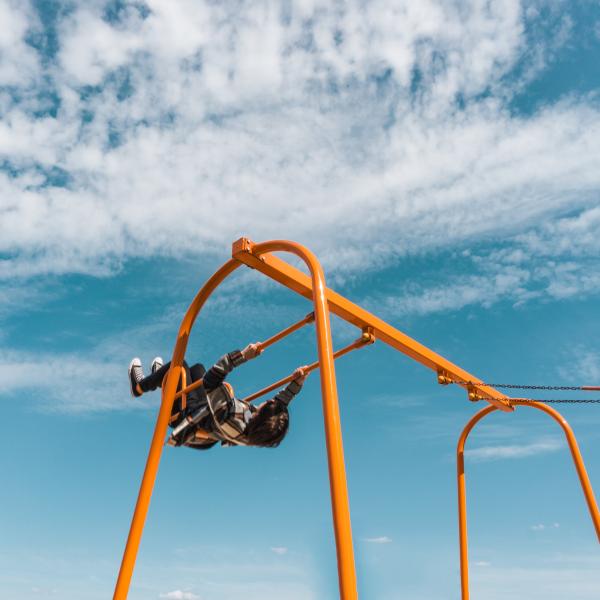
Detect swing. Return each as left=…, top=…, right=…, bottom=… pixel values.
left=166, top=312, right=375, bottom=448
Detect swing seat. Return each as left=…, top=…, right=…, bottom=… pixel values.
left=167, top=403, right=211, bottom=446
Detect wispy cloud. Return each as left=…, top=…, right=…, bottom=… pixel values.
left=0, top=0, right=598, bottom=300
left=159, top=592, right=200, bottom=600
left=0, top=347, right=131, bottom=413
left=465, top=437, right=563, bottom=461
left=270, top=546, right=288, bottom=555
left=470, top=554, right=600, bottom=600
left=365, top=206, right=600, bottom=317
left=154, top=543, right=317, bottom=600
left=2, top=543, right=317, bottom=600
left=473, top=560, right=491, bottom=567
left=367, top=393, right=425, bottom=409
left=559, top=348, right=600, bottom=384
left=363, top=536, right=392, bottom=544
left=0, top=282, right=53, bottom=322
left=530, top=522, right=560, bottom=531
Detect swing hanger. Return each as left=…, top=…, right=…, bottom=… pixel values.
left=437, top=371, right=600, bottom=404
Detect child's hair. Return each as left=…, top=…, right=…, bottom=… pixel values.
left=244, top=400, right=289, bottom=447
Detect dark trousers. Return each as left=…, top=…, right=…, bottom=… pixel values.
left=139, top=360, right=206, bottom=412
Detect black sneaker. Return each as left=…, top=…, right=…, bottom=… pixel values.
left=151, top=356, right=164, bottom=375
left=129, top=357, right=144, bottom=398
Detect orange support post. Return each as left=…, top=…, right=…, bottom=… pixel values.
left=240, top=238, right=359, bottom=600
left=457, top=401, right=600, bottom=600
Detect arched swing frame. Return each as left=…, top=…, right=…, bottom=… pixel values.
left=457, top=400, right=600, bottom=600
left=114, top=237, right=515, bottom=600
left=114, top=239, right=363, bottom=600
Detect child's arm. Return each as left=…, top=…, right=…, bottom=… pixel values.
left=203, top=343, right=261, bottom=392
left=272, top=366, right=309, bottom=406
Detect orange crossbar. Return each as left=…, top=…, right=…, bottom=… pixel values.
left=457, top=401, right=600, bottom=600
left=232, top=238, right=512, bottom=413
left=243, top=331, right=375, bottom=404
left=174, top=377, right=203, bottom=400
left=257, top=311, right=315, bottom=352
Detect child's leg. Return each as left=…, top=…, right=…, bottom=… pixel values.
left=139, top=361, right=172, bottom=393
left=139, top=360, right=194, bottom=394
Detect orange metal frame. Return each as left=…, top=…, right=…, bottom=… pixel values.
left=457, top=401, right=600, bottom=600
left=113, top=237, right=515, bottom=600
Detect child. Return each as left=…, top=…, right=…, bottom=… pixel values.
left=128, top=343, right=308, bottom=449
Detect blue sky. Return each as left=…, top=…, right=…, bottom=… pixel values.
left=1, top=1, right=600, bottom=599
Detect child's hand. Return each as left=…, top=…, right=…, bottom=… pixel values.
left=292, top=366, right=309, bottom=384
left=241, top=342, right=262, bottom=361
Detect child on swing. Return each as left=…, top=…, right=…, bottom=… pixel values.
left=128, top=343, right=308, bottom=449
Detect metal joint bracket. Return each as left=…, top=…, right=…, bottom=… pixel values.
left=232, top=237, right=254, bottom=257
left=361, top=327, right=376, bottom=345
left=437, top=370, right=453, bottom=385
left=467, top=385, right=484, bottom=402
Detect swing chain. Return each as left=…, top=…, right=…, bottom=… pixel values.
left=458, top=382, right=591, bottom=391
left=438, top=371, right=600, bottom=404
left=441, top=377, right=600, bottom=403
left=511, top=398, right=600, bottom=404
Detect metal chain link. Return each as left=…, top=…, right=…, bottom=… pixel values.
left=455, top=381, right=590, bottom=391
left=449, top=380, right=600, bottom=403
left=511, top=398, right=600, bottom=404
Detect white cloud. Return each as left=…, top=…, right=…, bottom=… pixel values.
left=473, top=560, right=491, bottom=567
left=0, top=347, right=130, bottom=413
left=365, top=206, right=600, bottom=317
left=0, top=282, right=48, bottom=319
left=0, top=0, right=598, bottom=298
left=531, top=522, right=560, bottom=531
left=0, top=1, right=40, bottom=87
left=470, top=554, right=600, bottom=600
left=159, top=591, right=200, bottom=600
left=560, top=348, right=600, bottom=384
left=370, top=270, right=528, bottom=317
left=363, top=536, right=392, bottom=544
left=270, top=546, right=288, bottom=555
left=151, top=543, right=318, bottom=600
left=368, top=393, right=425, bottom=408
left=0, top=284, right=316, bottom=414
left=465, top=437, right=563, bottom=461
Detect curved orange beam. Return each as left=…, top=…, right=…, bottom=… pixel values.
left=456, top=404, right=495, bottom=600
left=457, top=401, right=600, bottom=600
left=113, top=258, right=241, bottom=599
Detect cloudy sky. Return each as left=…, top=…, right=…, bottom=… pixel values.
left=1, top=1, right=600, bottom=598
